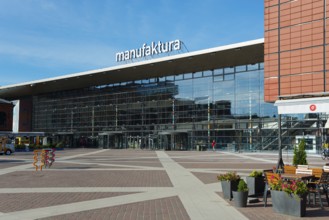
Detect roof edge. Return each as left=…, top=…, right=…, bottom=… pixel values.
left=0, top=38, right=264, bottom=90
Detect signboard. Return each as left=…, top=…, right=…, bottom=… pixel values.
left=116, top=40, right=182, bottom=62
left=274, top=97, right=329, bottom=114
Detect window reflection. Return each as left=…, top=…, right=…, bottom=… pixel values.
left=33, top=62, right=280, bottom=151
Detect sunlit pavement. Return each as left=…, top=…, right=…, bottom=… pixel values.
left=0, top=149, right=328, bottom=220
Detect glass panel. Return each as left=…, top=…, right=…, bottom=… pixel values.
left=224, top=74, right=234, bottom=81
left=184, top=73, right=193, bottom=79
left=175, top=74, right=183, bottom=80
left=194, top=71, right=202, bottom=78
left=166, top=75, right=174, bottom=81
left=203, top=70, right=213, bottom=77
left=149, top=78, right=156, bottom=83
left=213, top=69, right=223, bottom=76
left=213, top=75, right=223, bottom=82
left=259, top=62, right=264, bottom=69
left=247, top=63, right=259, bottom=71
left=224, top=67, right=234, bottom=74
left=235, top=65, right=246, bottom=72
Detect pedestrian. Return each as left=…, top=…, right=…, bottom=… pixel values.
left=212, top=140, right=216, bottom=151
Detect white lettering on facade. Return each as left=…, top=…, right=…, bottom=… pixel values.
left=116, top=40, right=182, bottom=62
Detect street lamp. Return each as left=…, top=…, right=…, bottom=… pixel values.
left=276, top=113, right=284, bottom=171
left=249, top=92, right=252, bottom=151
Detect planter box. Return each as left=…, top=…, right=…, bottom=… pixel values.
left=246, top=176, right=265, bottom=196
left=233, top=191, right=248, bottom=207
left=271, top=190, right=306, bottom=217
left=221, top=180, right=238, bottom=200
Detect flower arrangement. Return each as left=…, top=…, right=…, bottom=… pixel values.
left=268, top=174, right=308, bottom=197
left=248, top=170, right=263, bottom=178
left=217, top=171, right=240, bottom=182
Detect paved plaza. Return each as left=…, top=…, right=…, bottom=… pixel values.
left=0, top=149, right=328, bottom=220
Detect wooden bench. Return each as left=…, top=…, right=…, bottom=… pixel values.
left=284, top=165, right=296, bottom=174
left=296, top=168, right=313, bottom=175
left=323, top=166, right=329, bottom=172
left=297, top=165, right=309, bottom=170
left=311, top=168, right=323, bottom=179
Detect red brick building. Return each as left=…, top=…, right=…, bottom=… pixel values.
left=265, top=0, right=329, bottom=102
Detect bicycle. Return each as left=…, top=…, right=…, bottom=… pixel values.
left=321, top=148, right=329, bottom=160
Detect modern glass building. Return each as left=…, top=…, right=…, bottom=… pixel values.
left=32, top=61, right=277, bottom=150
left=0, top=38, right=327, bottom=152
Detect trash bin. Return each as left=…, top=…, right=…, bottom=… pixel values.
left=196, top=145, right=200, bottom=151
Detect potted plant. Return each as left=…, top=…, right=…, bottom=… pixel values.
left=246, top=170, right=265, bottom=196
left=232, top=179, right=249, bottom=207
left=293, top=138, right=308, bottom=166
left=217, top=171, right=240, bottom=200
left=268, top=174, right=308, bottom=217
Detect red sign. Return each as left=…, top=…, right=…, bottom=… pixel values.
left=310, top=104, right=316, bottom=111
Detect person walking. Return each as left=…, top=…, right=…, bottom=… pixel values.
left=212, top=140, right=216, bottom=151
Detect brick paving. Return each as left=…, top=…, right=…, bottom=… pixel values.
left=0, top=170, right=172, bottom=187
left=38, top=196, right=190, bottom=220
left=0, top=149, right=329, bottom=220
left=0, top=192, right=136, bottom=213
left=0, top=161, right=26, bottom=168
left=179, top=162, right=274, bottom=169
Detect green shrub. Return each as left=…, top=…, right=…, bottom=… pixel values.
left=249, top=170, right=263, bottom=178
left=217, top=171, right=240, bottom=181
left=237, top=179, right=248, bottom=192
left=15, top=144, right=26, bottom=150
left=293, top=139, right=308, bottom=166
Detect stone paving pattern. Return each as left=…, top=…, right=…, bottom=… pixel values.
left=0, top=148, right=328, bottom=220
left=0, top=192, right=136, bottom=213
left=39, top=196, right=190, bottom=220
left=0, top=170, right=172, bottom=187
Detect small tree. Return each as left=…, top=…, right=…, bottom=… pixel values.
left=237, top=179, right=248, bottom=192
left=293, top=138, right=308, bottom=166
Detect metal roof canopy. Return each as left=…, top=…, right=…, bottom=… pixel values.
left=0, top=39, right=264, bottom=100
left=274, top=96, right=329, bottom=114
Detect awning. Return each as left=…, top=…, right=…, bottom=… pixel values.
left=274, top=97, right=329, bottom=114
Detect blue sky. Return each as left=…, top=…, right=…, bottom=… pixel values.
left=0, top=0, right=264, bottom=86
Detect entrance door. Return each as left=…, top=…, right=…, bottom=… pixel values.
left=99, top=133, right=125, bottom=149
left=159, top=134, right=171, bottom=150
left=158, top=132, right=188, bottom=150
left=174, top=133, right=188, bottom=150
left=99, top=134, right=110, bottom=149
